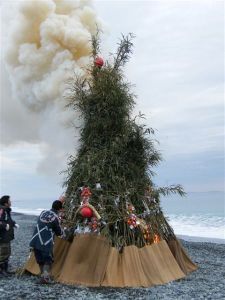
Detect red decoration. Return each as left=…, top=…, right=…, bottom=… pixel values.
left=143, top=225, right=151, bottom=244
left=127, top=213, right=137, bottom=229
left=94, top=57, right=104, bottom=68
left=153, top=234, right=160, bottom=243
left=88, top=217, right=100, bottom=232
left=80, top=206, right=93, bottom=218
left=81, top=187, right=92, bottom=198
left=81, top=187, right=92, bottom=204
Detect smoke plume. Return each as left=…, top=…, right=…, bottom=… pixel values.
left=1, top=0, right=102, bottom=176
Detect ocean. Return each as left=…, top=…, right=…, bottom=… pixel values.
left=12, top=191, right=225, bottom=242
left=161, top=191, right=225, bottom=242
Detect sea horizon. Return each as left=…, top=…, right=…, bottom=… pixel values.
left=11, top=191, right=225, bottom=243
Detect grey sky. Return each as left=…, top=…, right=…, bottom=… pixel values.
left=95, top=0, right=224, bottom=191
left=0, top=0, right=224, bottom=201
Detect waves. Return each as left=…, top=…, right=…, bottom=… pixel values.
left=12, top=206, right=225, bottom=242
left=167, top=213, right=225, bottom=240
left=13, top=207, right=46, bottom=216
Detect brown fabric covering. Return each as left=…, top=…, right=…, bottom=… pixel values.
left=167, top=239, right=198, bottom=274
left=102, top=241, right=185, bottom=287
left=51, top=237, right=71, bottom=278
left=25, top=237, right=71, bottom=276
left=25, top=235, right=197, bottom=287
left=24, top=252, right=40, bottom=275
left=57, top=234, right=111, bottom=286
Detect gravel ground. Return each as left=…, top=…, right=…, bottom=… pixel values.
left=0, top=213, right=224, bottom=300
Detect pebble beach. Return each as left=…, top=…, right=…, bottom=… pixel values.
left=0, top=213, right=224, bottom=300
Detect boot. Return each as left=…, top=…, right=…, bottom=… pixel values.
left=35, top=264, right=44, bottom=284
left=3, top=261, right=15, bottom=275
left=0, top=264, right=4, bottom=278
left=0, top=262, right=10, bottom=278
left=39, top=264, right=53, bottom=284
left=39, top=264, right=44, bottom=276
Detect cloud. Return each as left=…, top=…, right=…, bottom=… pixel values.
left=0, top=143, right=64, bottom=200
left=1, top=0, right=102, bottom=176
left=0, top=143, right=42, bottom=173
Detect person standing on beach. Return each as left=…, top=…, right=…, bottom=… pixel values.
left=0, top=195, right=19, bottom=277
left=29, top=200, right=64, bottom=284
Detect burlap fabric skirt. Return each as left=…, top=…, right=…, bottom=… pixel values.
left=0, top=242, right=11, bottom=263
left=25, top=235, right=197, bottom=287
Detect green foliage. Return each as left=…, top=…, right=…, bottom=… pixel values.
left=65, top=34, right=161, bottom=198
left=63, top=33, right=184, bottom=246
left=156, top=185, right=186, bottom=197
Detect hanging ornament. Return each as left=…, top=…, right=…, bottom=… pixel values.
left=81, top=186, right=92, bottom=203
left=94, top=56, right=104, bottom=68
left=84, top=226, right=91, bottom=233
left=81, top=186, right=92, bottom=198
left=88, top=217, right=101, bottom=232
left=77, top=185, right=84, bottom=195
left=95, top=182, right=102, bottom=190
left=127, top=213, right=137, bottom=229
left=74, top=224, right=82, bottom=234
left=80, top=206, right=93, bottom=218
left=142, top=224, right=151, bottom=244
left=127, top=203, right=135, bottom=214
left=114, top=196, right=120, bottom=206
left=153, top=234, right=160, bottom=243
left=76, top=202, right=101, bottom=221
left=144, top=185, right=156, bottom=204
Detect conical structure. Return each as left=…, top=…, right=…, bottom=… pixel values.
left=25, top=34, right=197, bottom=287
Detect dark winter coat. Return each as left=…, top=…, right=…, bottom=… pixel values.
left=0, top=205, right=16, bottom=243
left=29, top=209, right=63, bottom=253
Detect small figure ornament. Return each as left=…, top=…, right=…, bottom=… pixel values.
left=81, top=186, right=92, bottom=203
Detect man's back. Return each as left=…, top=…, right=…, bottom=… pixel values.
left=30, top=209, right=62, bottom=252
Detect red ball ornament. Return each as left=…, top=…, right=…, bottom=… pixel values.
left=80, top=206, right=93, bottom=218
left=94, top=57, right=104, bottom=68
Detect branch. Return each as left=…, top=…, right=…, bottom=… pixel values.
left=113, top=33, right=135, bottom=70
left=156, top=185, right=186, bottom=197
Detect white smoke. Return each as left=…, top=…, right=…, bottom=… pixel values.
left=1, top=0, right=102, bottom=176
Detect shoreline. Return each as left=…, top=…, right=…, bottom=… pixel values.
left=1, top=213, right=224, bottom=299
left=177, top=234, right=225, bottom=245
left=12, top=211, right=225, bottom=245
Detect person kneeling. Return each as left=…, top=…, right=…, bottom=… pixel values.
left=29, top=200, right=64, bottom=284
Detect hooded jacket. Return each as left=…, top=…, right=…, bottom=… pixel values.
left=29, top=209, right=63, bottom=253
left=0, top=205, right=16, bottom=243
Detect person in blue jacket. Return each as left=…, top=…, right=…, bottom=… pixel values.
left=30, top=200, right=64, bottom=284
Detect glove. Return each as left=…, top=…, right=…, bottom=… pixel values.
left=14, top=223, right=20, bottom=229
left=6, top=224, right=10, bottom=231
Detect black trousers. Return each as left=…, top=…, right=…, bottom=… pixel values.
left=0, top=242, right=11, bottom=266
left=33, top=248, right=53, bottom=266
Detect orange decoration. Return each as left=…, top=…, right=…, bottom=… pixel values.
left=153, top=234, right=160, bottom=243
left=81, top=187, right=92, bottom=198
